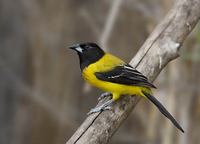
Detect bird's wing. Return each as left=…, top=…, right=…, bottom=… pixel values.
left=95, top=64, right=156, bottom=88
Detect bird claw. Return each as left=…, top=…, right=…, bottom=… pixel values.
left=98, top=92, right=112, bottom=101
left=87, top=107, right=102, bottom=115
left=103, top=105, right=113, bottom=111
left=87, top=99, right=114, bottom=115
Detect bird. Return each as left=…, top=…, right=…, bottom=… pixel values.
left=69, top=42, right=184, bottom=133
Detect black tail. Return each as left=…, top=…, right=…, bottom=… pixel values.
left=142, top=91, right=184, bottom=133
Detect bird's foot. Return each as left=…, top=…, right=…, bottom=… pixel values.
left=98, top=92, right=112, bottom=101
left=87, top=99, right=114, bottom=115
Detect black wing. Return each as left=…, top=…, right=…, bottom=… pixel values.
left=95, top=64, right=156, bottom=88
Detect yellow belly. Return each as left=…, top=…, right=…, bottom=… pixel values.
left=83, top=72, right=143, bottom=96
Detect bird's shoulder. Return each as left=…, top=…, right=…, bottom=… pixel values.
left=97, top=53, right=126, bottom=71
left=83, top=53, right=125, bottom=72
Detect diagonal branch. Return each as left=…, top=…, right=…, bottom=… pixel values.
left=66, top=0, right=200, bottom=143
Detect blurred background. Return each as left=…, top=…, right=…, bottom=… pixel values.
left=0, top=0, right=200, bottom=144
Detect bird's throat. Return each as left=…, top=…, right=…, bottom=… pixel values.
left=78, top=52, right=105, bottom=71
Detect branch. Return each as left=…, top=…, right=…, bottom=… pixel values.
left=66, top=0, right=200, bottom=143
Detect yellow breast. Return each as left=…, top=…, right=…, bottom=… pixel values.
left=82, top=53, right=144, bottom=95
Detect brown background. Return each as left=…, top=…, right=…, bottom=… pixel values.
left=0, top=0, right=200, bottom=144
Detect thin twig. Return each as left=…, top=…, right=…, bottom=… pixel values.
left=99, top=0, right=123, bottom=50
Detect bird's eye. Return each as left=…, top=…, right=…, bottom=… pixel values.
left=80, top=44, right=94, bottom=51
left=84, top=45, right=91, bottom=49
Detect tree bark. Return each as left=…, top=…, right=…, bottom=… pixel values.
left=66, top=0, right=200, bottom=143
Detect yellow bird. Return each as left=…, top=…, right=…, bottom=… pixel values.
left=69, top=42, right=184, bottom=133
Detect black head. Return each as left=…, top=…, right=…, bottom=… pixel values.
left=69, top=42, right=105, bottom=70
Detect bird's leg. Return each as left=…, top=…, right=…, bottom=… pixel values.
left=98, top=92, right=112, bottom=101
left=87, top=99, right=115, bottom=115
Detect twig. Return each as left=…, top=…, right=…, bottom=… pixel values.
left=0, top=58, right=75, bottom=128
left=99, top=0, right=123, bottom=50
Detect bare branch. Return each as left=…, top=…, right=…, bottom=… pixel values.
left=66, top=0, right=200, bottom=143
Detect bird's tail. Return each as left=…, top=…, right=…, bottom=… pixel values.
left=142, top=91, right=184, bottom=133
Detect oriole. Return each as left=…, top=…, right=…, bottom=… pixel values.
left=69, top=42, right=184, bottom=133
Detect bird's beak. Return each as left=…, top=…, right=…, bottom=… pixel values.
left=69, top=44, right=83, bottom=53
left=69, top=44, right=78, bottom=50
